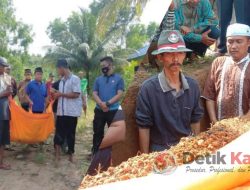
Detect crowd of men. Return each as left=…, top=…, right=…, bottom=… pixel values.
left=0, top=0, right=250, bottom=178
left=0, top=55, right=126, bottom=172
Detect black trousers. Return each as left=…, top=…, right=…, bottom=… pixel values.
left=185, top=26, right=220, bottom=57
left=92, top=108, right=118, bottom=154
left=21, top=103, right=29, bottom=112
left=0, top=120, right=10, bottom=146
left=54, top=116, right=78, bottom=154
left=217, top=0, right=247, bottom=53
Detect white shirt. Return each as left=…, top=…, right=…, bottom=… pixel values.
left=0, top=73, right=11, bottom=93
left=57, top=74, right=82, bottom=117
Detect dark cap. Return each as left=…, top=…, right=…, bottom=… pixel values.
left=34, top=67, right=43, bottom=73
left=49, top=73, right=55, bottom=77
left=24, top=69, right=32, bottom=74
left=56, top=59, right=69, bottom=68
left=0, top=57, right=9, bottom=67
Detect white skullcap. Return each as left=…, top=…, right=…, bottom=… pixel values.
left=227, top=23, right=250, bottom=37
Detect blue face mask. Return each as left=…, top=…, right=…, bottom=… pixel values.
left=102, top=67, right=110, bottom=75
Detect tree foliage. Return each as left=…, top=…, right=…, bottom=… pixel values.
left=0, top=0, right=33, bottom=81
left=90, top=0, right=149, bottom=39
left=0, top=0, right=33, bottom=55
left=45, top=1, right=141, bottom=87
left=126, top=22, right=158, bottom=50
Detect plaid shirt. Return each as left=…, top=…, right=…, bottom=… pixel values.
left=57, top=74, right=82, bottom=117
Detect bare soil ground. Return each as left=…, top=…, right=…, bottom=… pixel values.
left=0, top=112, right=94, bottom=190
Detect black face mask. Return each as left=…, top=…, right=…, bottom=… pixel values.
left=102, top=67, right=110, bottom=75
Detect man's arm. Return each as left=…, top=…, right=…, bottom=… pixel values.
left=136, top=85, right=153, bottom=154
left=107, top=90, right=123, bottom=105
left=191, top=122, right=201, bottom=135
left=0, top=87, right=12, bottom=98
left=93, top=91, right=109, bottom=112
left=25, top=94, right=33, bottom=106
left=25, top=84, right=33, bottom=107
left=190, top=81, right=204, bottom=134
left=99, top=120, right=126, bottom=149
left=54, top=77, right=81, bottom=99
left=191, top=0, right=218, bottom=34
left=11, top=78, right=17, bottom=97
left=206, top=100, right=218, bottom=124
left=92, top=78, right=108, bottom=112
left=138, top=128, right=150, bottom=154
left=241, top=111, right=250, bottom=120
left=54, top=92, right=80, bottom=99
left=93, top=91, right=102, bottom=105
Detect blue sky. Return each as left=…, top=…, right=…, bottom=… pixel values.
left=13, top=0, right=169, bottom=55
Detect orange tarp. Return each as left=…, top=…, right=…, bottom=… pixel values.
left=9, top=98, right=55, bottom=144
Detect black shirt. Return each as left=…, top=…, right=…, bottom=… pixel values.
left=136, top=72, right=204, bottom=145
left=52, top=80, right=60, bottom=113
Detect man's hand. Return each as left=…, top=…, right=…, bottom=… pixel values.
left=0, top=86, right=12, bottom=98
left=180, top=26, right=192, bottom=35
left=99, top=102, right=109, bottom=112
left=169, top=1, right=175, bottom=11
left=29, top=100, right=33, bottom=109
left=201, top=30, right=216, bottom=46
left=139, top=128, right=150, bottom=154
left=53, top=92, right=63, bottom=99
left=240, top=111, right=250, bottom=121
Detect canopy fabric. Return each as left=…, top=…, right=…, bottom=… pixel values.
left=9, top=98, right=54, bottom=144
left=127, top=45, right=149, bottom=61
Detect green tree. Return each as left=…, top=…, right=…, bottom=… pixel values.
left=126, top=22, right=158, bottom=50
left=0, top=0, right=33, bottom=81
left=90, top=0, right=149, bottom=39
left=45, top=4, right=137, bottom=90
left=0, top=0, right=33, bottom=55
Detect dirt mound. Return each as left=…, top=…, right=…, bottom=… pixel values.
left=112, top=64, right=212, bottom=166
left=112, top=70, right=151, bottom=166
left=81, top=118, right=250, bottom=189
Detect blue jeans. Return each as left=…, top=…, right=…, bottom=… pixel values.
left=185, top=26, right=220, bottom=57
left=217, top=0, right=248, bottom=53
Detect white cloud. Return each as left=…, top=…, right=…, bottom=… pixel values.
left=141, top=0, right=170, bottom=25
left=13, top=0, right=93, bottom=55
left=13, top=0, right=169, bottom=55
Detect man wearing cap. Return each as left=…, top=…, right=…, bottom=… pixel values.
left=52, top=59, right=82, bottom=163
left=17, top=69, right=32, bottom=111
left=46, top=73, right=55, bottom=99
left=5, top=65, right=17, bottom=98
left=203, top=23, right=250, bottom=123
left=26, top=67, right=48, bottom=113
left=136, top=30, right=204, bottom=153
left=0, top=57, right=13, bottom=170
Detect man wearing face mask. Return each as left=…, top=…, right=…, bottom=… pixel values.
left=92, top=56, right=125, bottom=155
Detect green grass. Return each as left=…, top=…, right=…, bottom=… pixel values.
left=77, top=99, right=96, bottom=133
left=34, top=152, right=46, bottom=165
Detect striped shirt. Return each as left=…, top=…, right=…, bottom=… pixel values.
left=153, top=10, right=175, bottom=42
left=202, top=55, right=250, bottom=120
